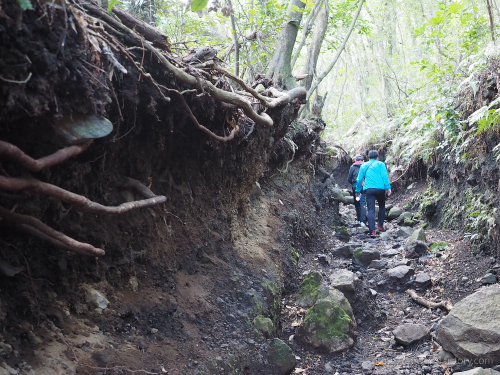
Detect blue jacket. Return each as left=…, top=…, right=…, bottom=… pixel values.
left=355, top=159, right=391, bottom=193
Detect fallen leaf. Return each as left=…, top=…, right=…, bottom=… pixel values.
left=375, top=360, right=384, bottom=366
left=294, top=368, right=307, bottom=373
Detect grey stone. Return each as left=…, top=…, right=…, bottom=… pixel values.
left=361, top=360, right=375, bottom=371
left=324, top=362, right=334, bottom=373
left=387, top=266, right=415, bottom=283
left=388, top=207, right=403, bottom=220
left=481, top=273, right=497, bottom=284
left=369, top=260, right=387, bottom=270
left=53, top=114, right=113, bottom=146
left=318, top=254, right=332, bottom=266
left=393, top=323, right=431, bottom=346
left=380, top=232, right=391, bottom=241
left=82, top=285, right=109, bottom=309
left=382, top=249, right=399, bottom=257
left=268, top=338, right=296, bottom=375
left=405, top=241, right=429, bottom=259
left=453, top=369, right=500, bottom=375
left=408, top=228, right=427, bottom=242
left=332, top=243, right=363, bottom=258
left=436, top=286, right=500, bottom=365
left=353, top=249, right=381, bottom=267
left=329, top=269, right=356, bottom=293
left=414, top=273, right=432, bottom=290
left=397, top=212, right=414, bottom=225
left=396, top=227, right=414, bottom=238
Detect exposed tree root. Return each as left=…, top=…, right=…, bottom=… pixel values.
left=406, top=289, right=453, bottom=312
left=0, top=140, right=92, bottom=172
left=0, top=176, right=166, bottom=215
left=0, top=206, right=105, bottom=256
left=81, top=2, right=305, bottom=129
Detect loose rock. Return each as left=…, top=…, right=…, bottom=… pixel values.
left=329, top=269, right=356, bottom=293
left=268, top=338, right=296, bottom=375
left=388, top=207, right=403, bottom=220
left=387, top=266, right=415, bottom=283
left=408, top=228, right=427, bottom=242
left=353, top=249, right=381, bottom=267
left=405, top=241, right=429, bottom=259
left=393, top=323, right=431, bottom=346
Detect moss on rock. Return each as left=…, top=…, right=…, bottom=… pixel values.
left=297, top=271, right=322, bottom=308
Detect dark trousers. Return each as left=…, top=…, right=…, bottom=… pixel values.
left=352, top=188, right=366, bottom=223
left=365, top=188, right=386, bottom=231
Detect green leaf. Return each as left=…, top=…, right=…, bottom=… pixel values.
left=191, top=0, right=209, bottom=12
left=16, top=0, right=33, bottom=11
left=107, top=0, right=119, bottom=12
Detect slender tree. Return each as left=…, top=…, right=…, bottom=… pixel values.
left=265, top=0, right=307, bottom=88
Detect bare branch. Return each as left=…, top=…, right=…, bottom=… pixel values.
left=0, top=140, right=92, bottom=172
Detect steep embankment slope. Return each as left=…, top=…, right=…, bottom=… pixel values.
left=0, top=1, right=334, bottom=373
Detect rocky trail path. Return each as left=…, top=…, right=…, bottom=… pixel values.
left=277, top=192, right=500, bottom=375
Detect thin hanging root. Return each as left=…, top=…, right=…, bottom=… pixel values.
left=0, top=140, right=92, bottom=172
left=168, top=89, right=239, bottom=142
left=0, top=206, right=105, bottom=256
left=406, top=289, right=453, bottom=312
left=0, top=176, right=166, bottom=215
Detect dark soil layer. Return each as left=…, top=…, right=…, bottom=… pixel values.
left=0, top=2, right=326, bottom=374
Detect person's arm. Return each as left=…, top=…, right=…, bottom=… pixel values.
left=382, top=163, right=392, bottom=195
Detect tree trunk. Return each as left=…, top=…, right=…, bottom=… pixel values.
left=265, top=0, right=306, bottom=89
left=334, top=61, right=348, bottom=122
left=486, top=0, right=496, bottom=41
left=305, top=0, right=365, bottom=103
left=302, top=0, right=329, bottom=91
left=291, top=0, right=325, bottom=69
left=227, top=0, right=240, bottom=76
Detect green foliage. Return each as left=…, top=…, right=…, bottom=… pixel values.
left=108, top=0, right=120, bottom=12
left=430, top=242, right=449, bottom=252
left=16, top=0, right=33, bottom=11
left=191, top=0, right=209, bottom=12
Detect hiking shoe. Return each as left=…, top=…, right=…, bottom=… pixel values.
left=369, top=230, right=376, bottom=238
left=377, top=225, right=386, bottom=232
left=359, top=221, right=366, bottom=227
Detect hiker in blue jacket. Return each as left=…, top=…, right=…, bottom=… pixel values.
left=355, top=150, right=392, bottom=238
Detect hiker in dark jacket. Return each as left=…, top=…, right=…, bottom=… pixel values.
left=355, top=150, right=391, bottom=238
left=347, top=155, right=366, bottom=227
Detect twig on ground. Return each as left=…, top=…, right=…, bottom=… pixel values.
left=406, top=289, right=453, bottom=312
left=0, top=72, right=32, bottom=84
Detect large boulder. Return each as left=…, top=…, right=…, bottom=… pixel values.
left=408, top=228, right=427, bottom=242
left=268, top=338, right=296, bottom=375
left=393, top=323, right=431, bottom=346
left=454, top=369, right=500, bottom=375
left=297, top=286, right=356, bottom=353
left=435, top=286, right=500, bottom=365
left=388, top=207, right=403, bottom=220
left=297, top=272, right=322, bottom=308
left=353, top=249, right=381, bottom=267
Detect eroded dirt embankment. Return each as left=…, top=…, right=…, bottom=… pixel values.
left=0, top=1, right=339, bottom=373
